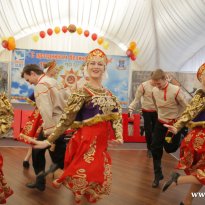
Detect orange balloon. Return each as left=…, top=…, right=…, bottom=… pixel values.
left=76, top=27, right=83, bottom=35
left=97, top=37, right=104, bottom=45
left=129, top=41, right=136, bottom=51
left=8, top=36, right=15, bottom=44
left=54, top=27, right=60, bottom=34
left=7, top=36, right=16, bottom=50
left=8, top=41, right=16, bottom=50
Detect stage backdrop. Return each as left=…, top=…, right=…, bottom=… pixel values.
left=11, top=49, right=129, bottom=108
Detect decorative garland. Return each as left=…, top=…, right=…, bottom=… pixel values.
left=33, top=24, right=110, bottom=50
left=1, top=24, right=139, bottom=61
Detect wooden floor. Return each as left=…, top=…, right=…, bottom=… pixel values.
left=0, top=146, right=204, bottom=205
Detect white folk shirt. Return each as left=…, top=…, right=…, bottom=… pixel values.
left=35, top=75, right=69, bottom=135
left=129, top=80, right=156, bottom=112
left=152, top=83, right=188, bottom=124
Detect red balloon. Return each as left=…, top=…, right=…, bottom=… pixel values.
left=91, top=33, right=97, bottom=41
left=47, top=28, right=53, bottom=36
left=126, top=49, right=133, bottom=57
left=84, top=30, right=90, bottom=37
left=62, top=26, right=68, bottom=33
left=2, top=40, right=8, bottom=48
left=130, top=54, right=136, bottom=61
left=39, top=31, right=46, bottom=38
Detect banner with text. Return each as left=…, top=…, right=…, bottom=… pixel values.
left=11, top=49, right=129, bottom=107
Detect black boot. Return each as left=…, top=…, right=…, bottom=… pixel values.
left=152, top=174, right=164, bottom=187
left=162, top=172, right=180, bottom=192
left=36, top=174, right=46, bottom=191
left=38, top=163, right=59, bottom=178
left=23, top=160, right=30, bottom=169
left=26, top=174, right=46, bottom=191
left=152, top=159, right=164, bottom=188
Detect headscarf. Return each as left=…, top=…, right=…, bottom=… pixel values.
left=44, top=60, right=57, bottom=74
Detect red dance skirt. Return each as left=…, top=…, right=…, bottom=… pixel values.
left=0, top=154, right=13, bottom=204
left=18, top=108, right=43, bottom=144
left=177, top=127, right=205, bottom=184
left=56, top=121, right=112, bottom=204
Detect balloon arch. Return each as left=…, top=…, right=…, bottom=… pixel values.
left=1, top=24, right=139, bottom=61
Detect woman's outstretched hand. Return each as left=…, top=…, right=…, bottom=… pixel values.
left=108, top=139, right=124, bottom=147
left=19, top=133, right=51, bottom=149
left=163, top=124, right=178, bottom=134
left=32, top=140, right=51, bottom=149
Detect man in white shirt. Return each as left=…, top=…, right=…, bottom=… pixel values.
left=21, top=64, right=68, bottom=191
left=129, top=78, right=157, bottom=158
left=150, top=69, right=188, bottom=188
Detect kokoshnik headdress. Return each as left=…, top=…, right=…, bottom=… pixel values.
left=86, top=49, right=108, bottom=65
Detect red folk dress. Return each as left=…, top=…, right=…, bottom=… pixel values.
left=174, top=89, right=205, bottom=184
left=0, top=154, right=13, bottom=204
left=18, top=96, right=43, bottom=144
left=177, top=127, right=205, bottom=185
left=47, top=84, right=123, bottom=203
left=18, top=107, right=43, bottom=144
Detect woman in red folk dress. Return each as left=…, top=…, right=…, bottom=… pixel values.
left=162, top=63, right=205, bottom=205
left=0, top=93, right=14, bottom=204
left=27, top=49, right=123, bottom=205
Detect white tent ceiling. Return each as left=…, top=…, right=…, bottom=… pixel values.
left=0, top=0, right=205, bottom=72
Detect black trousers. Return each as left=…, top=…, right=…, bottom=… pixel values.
left=32, top=131, right=67, bottom=175
left=151, top=120, right=187, bottom=177
left=142, top=111, right=158, bottom=150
